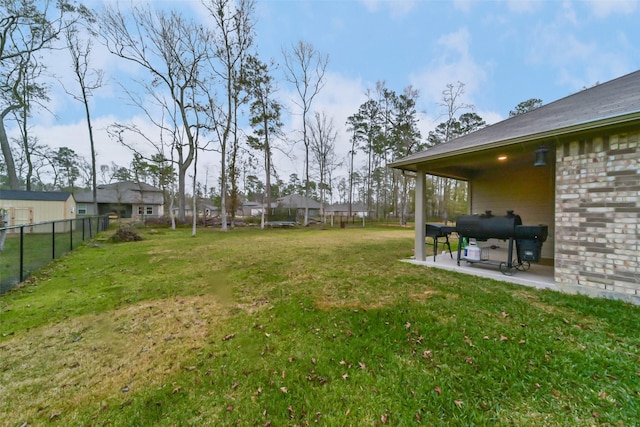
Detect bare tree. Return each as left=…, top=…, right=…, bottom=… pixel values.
left=308, top=111, right=337, bottom=221
left=440, top=82, right=471, bottom=144
left=63, top=17, right=103, bottom=213
left=98, top=4, right=209, bottom=222
left=0, top=0, right=72, bottom=189
left=201, top=0, right=256, bottom=231
left=282, top=40, right=328, bottom=226
left=426, top=82, right=480, bottom=222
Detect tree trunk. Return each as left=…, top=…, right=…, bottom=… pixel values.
left=264, top=121, right=271, bottom=229
left=0, top=116, right=19, bottom=189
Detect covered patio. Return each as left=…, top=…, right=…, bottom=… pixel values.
left=390, top=70, right=640, bottom=304
left=393, top=136, right=556, bottom=288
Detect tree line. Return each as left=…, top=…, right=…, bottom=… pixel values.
left=0, top=0, right=543, bottom=231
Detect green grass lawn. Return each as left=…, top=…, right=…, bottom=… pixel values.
left=1, top=224, right=92, bottom=291
left=1, top=226, right=638, bottom=426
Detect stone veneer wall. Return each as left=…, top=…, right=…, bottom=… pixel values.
left=555, top=131, right=639, bottom=304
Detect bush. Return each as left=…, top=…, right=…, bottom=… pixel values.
left=110, top=226, right=143, bottom=243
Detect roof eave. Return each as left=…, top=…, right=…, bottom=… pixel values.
left=389, top=111, right=640, bottom=171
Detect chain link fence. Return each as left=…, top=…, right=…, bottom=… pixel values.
left=0, top=216, right=109, bottom=293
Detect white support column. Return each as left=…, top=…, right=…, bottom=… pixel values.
left=414, top=168, right=427, bottom=261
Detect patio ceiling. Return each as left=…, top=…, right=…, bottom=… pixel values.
left=417, top=139, right=553, bottom=181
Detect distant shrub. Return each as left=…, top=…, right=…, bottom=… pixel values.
left=143, top=216, right=175, bottom=227
left=110, top=226, right=143, bottom=243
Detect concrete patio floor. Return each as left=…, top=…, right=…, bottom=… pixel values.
left=404, top=246, right=558, bottom=291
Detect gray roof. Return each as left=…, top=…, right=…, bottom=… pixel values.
left=391, top=69, right=640, bottom=170
left=0, top=190, right=73, bottom=202
left=325, top=203, right=368, bottom=213
left=276, top=194, right=322, bottom=209
left=74, top=181, right=163, bottom=204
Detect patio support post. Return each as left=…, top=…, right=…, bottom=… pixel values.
left=414, top=167, right=427, bottom=261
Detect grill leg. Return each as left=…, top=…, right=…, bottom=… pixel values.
left=507, top=238, right=514, bottom=268
left=433, top=237, right=437, bottom=261
left=444, top=235, right=453, bottom=258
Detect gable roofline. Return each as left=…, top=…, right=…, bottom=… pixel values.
left=74, top=181, right=164, bottom=204
left=276, top=194, right=322, bottom=209
left=0, top=190, right=74, bottom=202
left=96, top=181, right=163, bottom=192
left=390, top=69, right=640, bottom=171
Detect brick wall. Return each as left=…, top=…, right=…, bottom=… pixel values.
left=555, top=131, right=640, bottom=304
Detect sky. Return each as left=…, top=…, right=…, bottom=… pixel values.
left=13, top=0, right=640, bottom=190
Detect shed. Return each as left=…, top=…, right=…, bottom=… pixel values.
left=0, top=190, right=76, bottom=226
left=75, top=181, right=164, bottom=220
left=390, top=69, right=640, bottom=304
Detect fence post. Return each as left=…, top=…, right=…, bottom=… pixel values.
left=52, top=222, right=56, bottom=259
left=19, top=227, right=24, bottom=283
left=69, top=219, right=73, bottom=251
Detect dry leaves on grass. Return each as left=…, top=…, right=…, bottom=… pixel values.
left=0, top=294, right=226, bottom=424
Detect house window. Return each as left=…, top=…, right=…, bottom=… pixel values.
left=138, top=206, right=144, bottom=215
left=78, top=204, right=87, bottom=215
left=146, top=206, right=153, bottom=215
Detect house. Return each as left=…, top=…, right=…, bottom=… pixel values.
left=0, top=190, right=76, bottom=226
left=276, top=194, right=322, bottom=220
left=325, top=202, right=369, bottom=218
left=390, top=69, right=640, bottom=304
left=74, top=181, right=164, bottom=220
left=242, top=201, right=264, bottom=217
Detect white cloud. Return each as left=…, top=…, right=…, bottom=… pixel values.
left=409, top=28, right=488, bottom=119
left=585, top=0, right=638, bottom=17
left=452, top=0, right=473, bottom=13
left=506, top=0, right=540, bottom=13
left=358, top=0, right=417, bottom=17
left=476, top=109, right=504, bottom=126
left=561, top=0, right=579, bottom=25
left=523, top=4, right=636, bottom=92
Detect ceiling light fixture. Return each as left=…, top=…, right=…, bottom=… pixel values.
left=534, top=145, right=549, bottom=167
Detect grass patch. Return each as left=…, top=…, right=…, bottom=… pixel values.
left=1, top=226, right=638, bottom=426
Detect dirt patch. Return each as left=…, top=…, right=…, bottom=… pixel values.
left=0, top=294, right=226, bottom=424
left=313, top=299, right=394, bottom=311
left=409, top=289, right=441, bottom=301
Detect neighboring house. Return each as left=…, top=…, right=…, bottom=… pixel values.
left=276, top=194, right=322, bottom=219
left=75, top=181, right=164, bottom=220
left=242, top=201, right=263, bottom=217
left=390, top=69, right=640, bottom=304
left=202, top=203, right=220, bottom=217
left=171, top=202, right=240, bottom=218
left=325, top=202, right=369, bottom=218
left=0, top=190, right=76, bottom=227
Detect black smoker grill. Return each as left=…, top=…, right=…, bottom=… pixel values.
left=426, top=224, right=457, bottom=261
left=456, top=210, right=548, bottom=275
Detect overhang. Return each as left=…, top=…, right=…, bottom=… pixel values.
left=390, top=69, right=640, bottom=174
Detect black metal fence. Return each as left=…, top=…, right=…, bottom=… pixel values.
left=0, top=216, right=109, bottom=293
